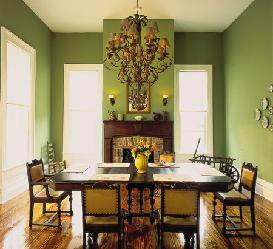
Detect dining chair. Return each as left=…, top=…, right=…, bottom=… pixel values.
left=159, top=152, right=175, bottom=163
left=26, top=159, right=73, bottom=228
left=159, top=183, right=200, bottom=249
left=81, top=182, right=125, bottom=249
left=212, top=162, right=258, bottom=235
left=47, top=141, right=66, bottom=174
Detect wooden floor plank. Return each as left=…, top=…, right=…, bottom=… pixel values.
left=0, top=191, right=272, bottom=248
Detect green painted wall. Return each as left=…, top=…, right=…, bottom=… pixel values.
left=174, top=32, right=225, bottom=155
left=224, top=0, right=273, bottom=183
left=103, top=19, right=174, bottom=121
left=0, top=0, right=52, bottom=160
left=51, top=33, right=103, bottom=159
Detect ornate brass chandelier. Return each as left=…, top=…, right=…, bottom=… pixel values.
left=104, top=0, right=172, bottom=91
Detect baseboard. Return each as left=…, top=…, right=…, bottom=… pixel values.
left=256, top=178, right=273, bottom=203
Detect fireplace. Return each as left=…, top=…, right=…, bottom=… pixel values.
left=103, top=121, right=173, bottom=162
left=112, top=136, right=163, bottom=163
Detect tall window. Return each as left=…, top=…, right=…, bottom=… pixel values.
left=63, top=64, right=103, bottom=166
left=175, top=65, right=213, bottom=160
left=1, top=27, right=35, bottom=170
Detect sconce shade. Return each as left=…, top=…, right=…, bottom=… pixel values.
left=108, top=94, right=115, bottom=106
left=162, top=94, right=168, bottom=106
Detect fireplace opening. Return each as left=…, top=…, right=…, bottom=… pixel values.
left=122, top=148, right=154, bottom=163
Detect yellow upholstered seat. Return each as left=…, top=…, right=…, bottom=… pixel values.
left=35, top=187, right=66, bottom=199
left=164, top=216, right=197, bottom=226
left=217, top=190, right=248, bottom=202
left=86, top=216, right=118, bottom=225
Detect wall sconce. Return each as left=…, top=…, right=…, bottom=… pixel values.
left=108, top=94, right=115, bottom=106
left=162, top=94, right=168, bottom=106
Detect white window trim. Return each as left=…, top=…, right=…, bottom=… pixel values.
left=63, top=64, right=103, bottom=164
left=0, top=27, right=36, bottom=171
left=174, top=65, right=213, bottom=162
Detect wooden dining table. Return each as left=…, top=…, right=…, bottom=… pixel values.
left=49, top=162, right=232, bottom=224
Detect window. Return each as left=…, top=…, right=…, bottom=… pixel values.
left=175, top=65, right=213, bottom=160
left=1, top=27, right=35, bottom=170
left=63, top=64, right=103, bottom=166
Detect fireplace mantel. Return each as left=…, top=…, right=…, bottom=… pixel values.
left=103, top=120, right=173, bottom=162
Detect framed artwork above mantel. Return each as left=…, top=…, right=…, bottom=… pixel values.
left=126, top=83, right=150, bottom=113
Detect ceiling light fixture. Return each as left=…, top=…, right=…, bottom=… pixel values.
left=104, top=0, right=173, bottom=108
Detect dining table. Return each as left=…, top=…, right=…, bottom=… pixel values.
left=49, top=162, right=232, bottom=224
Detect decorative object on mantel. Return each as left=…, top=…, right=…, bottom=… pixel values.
left=162, top=94, right=168, bottom=106
left=131, top=140, right=156, bottom=173
left=108, top=94, right=115, bottom=106
left=134, top=115, right=144, bottom=121
left=108, top=110, right=117, bottom=120
left=163, top=111, right=169, bottom=121
left=127, top=83, right=150, bottom=113
left=104, top=0, right=172, bottom=111
left=117, top=113, right=124, bottom=121
left=153, top=112, right=163, bottom=121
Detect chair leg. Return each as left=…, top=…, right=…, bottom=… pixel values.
left=197, top=230, right=200, bottom=249
left=57, top=202, right=61, bottom=227
left=184, top=232, right=191, bottom=249
left=160, top=229, right=164, bottom=249
left=29, top=201, right=34, bottom=228
left=251, top=204, right=256, bottom=232
left=239, top=206, right=243, bottom=222
left=157, top=222, right=161, bottom=247
left=118, top=229, right=122, bottom=249
left=69, top=192, right=73, bottom=216
left=83, top=231, right=86, bottom=249
left=43, top=203, right=46, bottom=214
left=190, top=233, right=195, bottom=249
left=212, top=193, right=216, bottom=219
left=222, top=204, right=227, bottom=235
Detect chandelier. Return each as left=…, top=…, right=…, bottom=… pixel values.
left=104, top=0, right=172, bottom=90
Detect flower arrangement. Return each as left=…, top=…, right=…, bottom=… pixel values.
left=131, top=140, right=157, bottom=159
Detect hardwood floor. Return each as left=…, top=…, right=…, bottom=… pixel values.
left=0, top=190, right=272, bottom=249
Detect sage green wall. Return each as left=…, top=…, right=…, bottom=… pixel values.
left=103, top=19, right=174, bottom=121
left=0, top=0, right=52, bottom=160
left=174, top=33, right=225, bottom=155
left=224, top=0, right=273, bottom=183
left=51, top=33, right=103, bottom=159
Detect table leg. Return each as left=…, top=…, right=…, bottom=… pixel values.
left=150, top=186, right=155, bottom=224
left=139, top=187, right=144, bottom=214
left=126, top=184, right=133, bottom=224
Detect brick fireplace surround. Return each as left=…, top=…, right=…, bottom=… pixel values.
left=103, top=121, right=173, bottom=162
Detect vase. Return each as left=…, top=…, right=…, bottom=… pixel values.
left=134, top=154, right=148, bottom=173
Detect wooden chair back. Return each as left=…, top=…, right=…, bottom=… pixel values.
left=161, top=183, right=200, bottom=218
left=26, top=159, right=49, bottom=198
left=81, top=182, right=120, bottom=217
left=239, top=162, right=258, bottom=200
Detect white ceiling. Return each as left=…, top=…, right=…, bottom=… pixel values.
left=22, top=0, right=254, bottom=33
